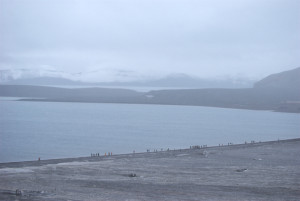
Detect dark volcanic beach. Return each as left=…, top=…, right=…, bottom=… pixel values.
left=0, top=139, right=300, bottom=201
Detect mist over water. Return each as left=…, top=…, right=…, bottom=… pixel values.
left=0, top=100, right=299, bottom=163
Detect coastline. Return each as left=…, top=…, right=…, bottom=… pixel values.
left=0, top=138, right=299, bottom=167
left=1, top=83, right=300, bottom=113
left=1, top=138, right=300, bottom=200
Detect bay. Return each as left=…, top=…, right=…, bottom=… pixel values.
left=0, top=100, right=299, bottom=163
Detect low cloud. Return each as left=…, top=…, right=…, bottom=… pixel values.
left=1, top=0, right=299, bottom=81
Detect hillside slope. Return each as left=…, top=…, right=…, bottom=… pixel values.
left=254, top=67, right=300, bottom=90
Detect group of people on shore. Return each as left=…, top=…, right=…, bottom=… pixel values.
left=91, top=152, right=112, bottom=157
left=89, top=140, right=262, bottom=158
left=190, top=145, right=207, bottom=149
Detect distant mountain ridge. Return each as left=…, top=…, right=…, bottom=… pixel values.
left=0, top=68, right=71, bottom=82
left=1, top=67, right=299, bottom=113
left=0, top=77, right=86, bottom=86
left=1, top=74, right=254, bottom=89
left=0, top=68, right=255, bottom=88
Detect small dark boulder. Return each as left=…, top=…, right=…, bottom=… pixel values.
left=236, top=168, right=248, bottom=172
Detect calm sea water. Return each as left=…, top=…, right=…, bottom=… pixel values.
left=0, top=100, right=299, bottom=163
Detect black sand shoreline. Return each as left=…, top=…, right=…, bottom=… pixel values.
left=1, top=138, right=300, bottom=201
left=1, top=138, right=299, bottom=168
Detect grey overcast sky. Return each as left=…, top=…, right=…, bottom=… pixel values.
left=0, top=0, right=299, bottom=82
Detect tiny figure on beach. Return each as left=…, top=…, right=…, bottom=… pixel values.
left=38, top=157, right=40, bottom=161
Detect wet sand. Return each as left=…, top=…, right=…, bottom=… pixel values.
left=0, top=139, right=300, bottom=201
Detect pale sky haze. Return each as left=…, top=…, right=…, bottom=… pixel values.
left=0, top=0, right=299, bottom=82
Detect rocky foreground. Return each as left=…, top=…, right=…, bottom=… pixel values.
left=0, top=139, right=300, bottom=201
